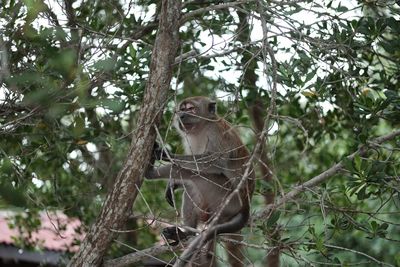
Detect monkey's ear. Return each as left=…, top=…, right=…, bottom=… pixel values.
left=208, top=101, right=217, bottom=114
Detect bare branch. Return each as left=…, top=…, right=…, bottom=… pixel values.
left=99, top=127, right=400, bottom=267
left=255, top=128, right=400, bottom=220
left=173, top=128, right=400, bottom=266
left=304, top=242, right=395, bottom=267
left=180, top=0, right=256, bottom=25
left=103, top=242, right=182, bottom=267
left=174, top=39, right=263, bottom=64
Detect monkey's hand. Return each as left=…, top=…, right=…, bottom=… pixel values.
left=152, top=142, right=172, bottom=161
left=165, top=182, right=180, bottom=207
left=144, top=166, right=154, bottom=179
left=144, top=144, right=156, bottom=179
left=145, top=142, right=165, bottom=179
left=162, top=226, right=194, bottom=246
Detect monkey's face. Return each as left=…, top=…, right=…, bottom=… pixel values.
left=176, top=102, right=201, bottom=132
left=175, top=97, right=217, bottom=133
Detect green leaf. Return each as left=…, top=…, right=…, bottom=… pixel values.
left=93, top=57, right=116, bottom=71
left=129, top=45, right=137, bottom=59
left=356, top=184, right=367, bottom=200
left=342, top=157, right=354, bottom=172
left=72, top=116, right=85, bottom=138
left=267, top=211, right=281, bottom=228
left=304, top=69, right=317, bottom=83
left=336, top=5, right=348, bottom=12
left=0, top=184, right=27, bottom=207
left=101, top=98, right=125, bottom=113
left=354, top=155, right=362, bottom=172
left=48, top=49, right=77, bottom=78
left=23, top=0, right=46, bottom=22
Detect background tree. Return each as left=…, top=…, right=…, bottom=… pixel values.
left=0, top=0, right=399, bottom=266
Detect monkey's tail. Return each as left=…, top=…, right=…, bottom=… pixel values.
left=177, top=210, right=249, bottom=266
left=207, top=209, right=250, bottom=240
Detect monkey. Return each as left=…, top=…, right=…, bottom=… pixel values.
left=145, top=96, right=255, bottom=267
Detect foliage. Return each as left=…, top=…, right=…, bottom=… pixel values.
left=0, top=0, right=399, bottom=266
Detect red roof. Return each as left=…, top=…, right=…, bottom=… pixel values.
left=0, top=211, right=84, bottom=252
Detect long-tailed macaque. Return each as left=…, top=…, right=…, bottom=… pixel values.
left=145, top=96, right=255, bottom=267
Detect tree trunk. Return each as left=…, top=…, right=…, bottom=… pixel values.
left=67, top=1, right=182, bottom=266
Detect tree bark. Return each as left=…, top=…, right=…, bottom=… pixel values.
left=67, top=1, right=182, bottom=266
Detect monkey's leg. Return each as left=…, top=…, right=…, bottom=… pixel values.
left=179, top=210, right=250, bottom=266
left=181, top=189, right=198, bottom=227
left=162, top=194, right=197, bottom=246
left=162, top=195, right=197, bottom=245
left=180, top=192, right=218, bottom=267
left=190, top=239, right=217, bottom=267
left=162, top=227, right=194, bottom=246
left=162, top=191, right=198, bottom=245
left=224, top=234, right=245, bottom=267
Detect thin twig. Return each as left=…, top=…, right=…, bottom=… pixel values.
left=255, top=128, right=400, bottom=220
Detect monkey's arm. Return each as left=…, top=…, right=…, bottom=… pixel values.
left=157, top=150, right=217, bottom=162
left=146, top=165, right=196, bottom=207
left=148, top=159, right=229, bottom=179
left=152, top=142, right=232, bottom=175
left=145, top=164, right=195, bottom=180
left=161, top=152, right=233, bottom=175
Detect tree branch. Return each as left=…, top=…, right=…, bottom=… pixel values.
left=103, top=243, right=181, bottom=267
left=100, top=129, right=400, bottom=267
left=180, top=0, right=255, bottom=25
left=255, top=128, right=400, bottom=220
left=67, top=1, right=182, bottom=266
